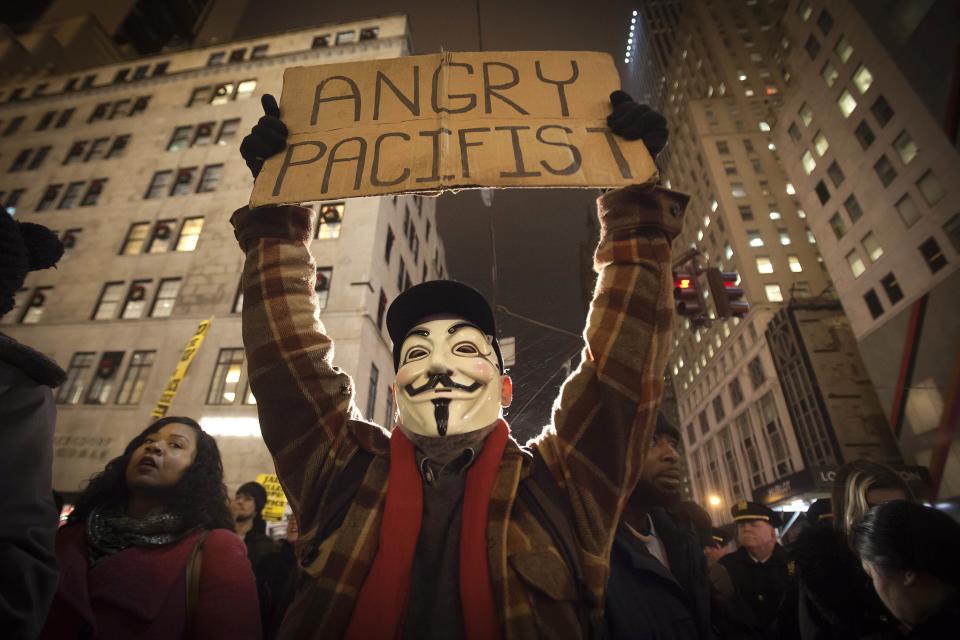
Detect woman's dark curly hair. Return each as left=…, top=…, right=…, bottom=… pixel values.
left=68, top=416, right=234, bottom=531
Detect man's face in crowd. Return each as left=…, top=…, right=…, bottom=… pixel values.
left=394, top=315, right=511, bottom=437
left=736, top=519, right=777, bottom=549
left=637, top=431, right=683, bottom=506
left=232, top=492, right=257, bottom=521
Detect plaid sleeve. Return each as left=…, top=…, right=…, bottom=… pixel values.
left=230, top=205, right=364, bottom=514
left=532, top=183, right=688, bottom=562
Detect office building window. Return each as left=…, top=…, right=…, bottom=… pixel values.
left=723, top=161, right=738, bottom=176
left=729, top=377, right=744, bottom=406
left=821, top=60, right=838, bottom=88
left=236, top=80, right=256, bottom=100
left=207, top=52, right=225, bottom=66
left=115, top=350, right=155, bottom=405
left=147, top=220, right=176, bottom=254
left=854, top=120, right=875, bottom=149
left=862, top=232, right=883, bottom=262
left=895, top=194, right=921, bottom=228
left=207, top=348, right=244, bottom=404
left=759, top=393, right=793, bottom=476
left=837, top=90, right=857, bottom=118
left=844, top=195, right=864, bottom=223
left=713, top=395, right=725, bottom=422
left=315, top=267, right=332, bottom=310
left=736, top=414, right=766, bottom=489
left=151, top=278, right=182, bottom=318
left=864, top=289, right=884, bottom=319
left=827, top=161, right=845, bottom=187
left=873, top=155, right=897, bottom=187
left=120, top=280, right=152, bottom=319
left=804, top=35, right=820, bottom=60
left=815, top=180, right=830, bottom=204
left=816, top=8, right=834, bottom=34
left=871, top=95, right=894, bottom=127
left=55, top=108, right=74, bottom=128
left=312, top=35, right=330, bottom=48
left=756, top=256, right=774, bottom=274
left=251, top=44, right=269, bottom=59
left=171, top=167, right=197, bottom=195
left=384, top=384, right=394, bottom=428
left=120, top=222, right=151, bottom=255
left=916, top=170, right=944, bottom=206
left=385, top=226, right=395, bottom=262
left=106, top=135, right=129, bottom=159
left=852, top=64, right=873, bottom=94
left=36, top=184, right=62, bottom=211
left=699, top=410, right=709, bottom=435
left=894, top=130, right=917, bottom=165
left=360, top=27, right=379, bottom=41
left=366, top=365, right=379, bottom=420
left=739, top=206, right=754, bottom=221
left=787, top=122, right=801, bottom=142
left=944, top=214, right=960, bottom=253
left=192, top=121, right=216, bottom=146
left=85, top=351, right=125, bottom=404
left=880, top=273, right=904, bottom=305
left=747, top=230, right=764, bottom=247
left=176, top=217, right=204, bottom=251
left=57, top=352, right=95, bottom=404
left=835, top=34, right=853, bottom=62
left=731, top=182, right=747, bottom=198
left=336, top=30, right=356, bottom=45
left=813, top=131, right=829, bottom=156
left=919, top=237, right=947, bottom=273
left=377, top=289, right=387, bottom=329
left=847, top=250, right=866, bottom=278
left=80, top=178, right=106, bottom=206
left=145, top=171, right=173, bottom=198
left=18, top=287, right=51, bottom=324
left=765, top=284, right=783, bottom=302
left=397, top=260, right=407, bottom=291
left=93, top=282, right=125, bottom=320
left=778, top=230, right=791, bottom=245
left=196, top=164, right=222, bottom=193
left=59, top=182, right=84, bottom=209
left=801, top=150, right=816, bottom=175
left=168, top=126, right=192, bottom=151
left=217, top=119, right=240, bottom=144
left=798, top=103, right=813, bottom=126
left=788, top=255, right=803, bottom=272
left=716, top=140, right=730, bottom=155
left=316, top=203, right=344, bottom=239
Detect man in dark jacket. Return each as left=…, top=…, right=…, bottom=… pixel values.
left=605, top=413, right=713, bottom=639
left=0, top=212, right=64, bottom=639
left=233, top=481, right=277, bottom=566
left=716, top=501, right=799, bottom=640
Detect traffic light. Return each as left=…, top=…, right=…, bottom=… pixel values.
left=706, top=268, right=749, bottom=318
left=673, top=272, right=705, bottom=317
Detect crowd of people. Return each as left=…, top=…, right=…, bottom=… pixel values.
left=2, top=90, right=959, bottom=640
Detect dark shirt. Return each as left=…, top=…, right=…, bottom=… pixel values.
left=401, top=425, right=494, bottom=640
left=718, top=545, right=798, bottom=640
left=606, top=508, right=713, bottom=639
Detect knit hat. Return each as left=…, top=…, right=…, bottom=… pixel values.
left=236, top=481, right=267, bottom=514
left=0, top=211, right=64, bottom=317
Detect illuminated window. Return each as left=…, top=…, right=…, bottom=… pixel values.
left=862, top=232, right=883, bottom=262
left=788, top=255, right=802, bottom=272
left=813, top=131, right=829, bottom=156
left=176, top=217, right=204, bottom=251
left=207, top=348, right=245, bottom=404
left=756, top=256, right=774, bottom=274
left=315, top=267, right=333, bottom=310
left=747, top=230, right=764, bottom=247
left=93, top=282, right=125, bottom=320
left=210, top=83, right=236, bottom=105
left=778, top=230, right=791, bottom=245
left=764, top=284, right=783, bottom=302
left=798, top=103, right=813, bottom=126
left=821, top=60, right=838, bottom=87
left=801, top=151, right=816, bottom=175
left=120, top=280, right=152, bottom=319
left=846, top=250, right=866, bottom=278
left=115, top=351, right=155, bottom=405
left=829, top=213, right=847, bottom=239
left=56, top=352, right=95, bottom=404
left=120, top=222, right=150, bottom=255
left=316, top=203, right=344, bottom=239
left=834, top=35, right=853, bottom=62
left=838, top=90, right=857, bottom=118
left=852, top=64, right=873, bottom=94
left=731, top=182, right=747, bottom=198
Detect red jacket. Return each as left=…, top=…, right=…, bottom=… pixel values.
left=40, top=524, right=261, bottom=639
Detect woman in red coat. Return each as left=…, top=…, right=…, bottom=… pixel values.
left=40, top=416, right=262, bottom=639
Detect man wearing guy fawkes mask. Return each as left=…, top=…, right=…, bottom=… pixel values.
left=232, top=90, right=687, bottom=639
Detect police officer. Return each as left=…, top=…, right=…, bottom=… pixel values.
left=715, top=501, right=798, bottom=640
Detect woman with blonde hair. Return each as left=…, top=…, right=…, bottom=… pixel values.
left=794, top=460, right=915, bottom=639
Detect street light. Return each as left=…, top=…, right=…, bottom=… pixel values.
left=708, top=494, right=722, bottom=507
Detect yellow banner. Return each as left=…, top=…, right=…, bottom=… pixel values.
left=150, top=317, right=214, bottom=419
left=256, top=473, right=288, bottom=522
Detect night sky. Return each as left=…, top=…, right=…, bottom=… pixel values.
left=235, top=0, right=639, bottom=439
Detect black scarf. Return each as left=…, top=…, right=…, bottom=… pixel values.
left=86, top=505, right=191, bottom=567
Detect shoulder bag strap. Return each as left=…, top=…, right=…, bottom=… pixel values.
left=184, top=530, right=210, bottom=639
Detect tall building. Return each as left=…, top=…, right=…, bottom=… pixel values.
left=623, top=0, right=922, bottom=523
left=0, top=14, right=449, bottom=496
left=773, top=0, right=960, bottom=497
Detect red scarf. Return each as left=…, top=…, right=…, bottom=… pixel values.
left=344, top=420, right=508, bottom=640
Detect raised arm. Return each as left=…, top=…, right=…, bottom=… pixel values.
left=232, top=95, right=364, bottom=516
left=532, top=92, right=687, bottom=561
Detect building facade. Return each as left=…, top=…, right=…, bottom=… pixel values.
left=0, top=14, right=449, bottom=495
left=773, top=0, right=960, bottom=497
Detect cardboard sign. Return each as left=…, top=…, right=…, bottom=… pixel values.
left=150, top=317, right=213, bottom=419
left=256, top=473, right=288, bottom=522
left=250, top=51, right=656, bottom=207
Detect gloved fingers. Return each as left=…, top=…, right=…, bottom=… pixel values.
left=241, top=131, right=286, bottom=161
left=607, top=102, right=652, bottom=131
left=261, top=94, right=280, bottom=118
left=258, top=115, right=287, bottom=137
left=642, top=129, right=669, bottom=157
left=245, top=157, right=264, bottom=179
left=618, top=108, right=666, bottom=139
left=609, top=90, right=634, bottom=107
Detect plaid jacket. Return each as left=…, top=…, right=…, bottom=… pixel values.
left=230, top=182, right=687, bottom=639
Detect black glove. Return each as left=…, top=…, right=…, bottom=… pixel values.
left=239, top=94, right=288, bottom=178
left=606, top=91, right=668, bottom=158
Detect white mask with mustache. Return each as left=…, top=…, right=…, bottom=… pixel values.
left=394, top=317, right=506, bottom=437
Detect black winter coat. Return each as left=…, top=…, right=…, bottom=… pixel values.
left=715, top=544, right=799, bottom=640
left=792, top=523, right=900, bottom=640
left=605, top=507, right=714, bottom=639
